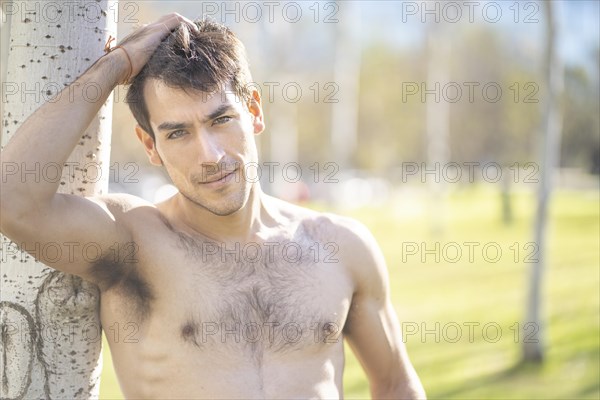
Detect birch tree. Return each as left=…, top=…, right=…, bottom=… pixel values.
left=523, top=0, right=564, bottom=362
left=425, top=19, right=450, bottom=235
left=1, top=1, right=117, bottom=397
left=330, top=0, right=361, bottom=170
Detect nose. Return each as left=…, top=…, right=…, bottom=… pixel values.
left=195, top=133, right=226, bottom=172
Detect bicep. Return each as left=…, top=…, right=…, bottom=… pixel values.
left=345, top=285, right=425, bottom=399
left=339, top=217, right=424, bottom=398
left=345, top=289, right=411, bottom=387
left=1, top=193, right=133, bottom=281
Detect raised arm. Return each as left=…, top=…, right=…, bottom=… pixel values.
left=340, top=218, right=426, bottom=399
left=0, top=13, right=196, bottom=281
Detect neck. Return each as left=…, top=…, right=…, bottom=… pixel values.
left=170, top=183, right=270, bottom=244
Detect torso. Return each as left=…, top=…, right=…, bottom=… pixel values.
left=96, top=200, right=355, bottom=399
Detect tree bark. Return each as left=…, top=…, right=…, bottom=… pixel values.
left=523, top=0, right=564, bottom=363
left=1, top=1, right=116, bottom=397
left=330, top=0, right=361, bottom=170
left=425, top=19, right=450, bottom=235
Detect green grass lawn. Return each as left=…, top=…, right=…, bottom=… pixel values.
left=99, top=185, right=600, bottom=399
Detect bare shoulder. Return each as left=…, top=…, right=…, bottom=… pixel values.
left=265, top=195, right=359, bottom=237
left=316, top=213, right=387, bottom=284
left=88, top=192, right=161, bottom=224
left=89, top=192, right=155, bottom=213
left=266, top=195, right=385, bottom=283
left=83, top=192, right=168, bottom=244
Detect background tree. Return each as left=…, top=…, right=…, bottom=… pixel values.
left=425, top=19, right=450, bottom=235
left=1, top=1, right=116, bottom=397
left=524, top=0, right=564, bottom=363
left=330, top=0, right=361, bottom=170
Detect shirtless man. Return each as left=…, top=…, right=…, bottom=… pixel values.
left=0, top=13, right=425, bottom=399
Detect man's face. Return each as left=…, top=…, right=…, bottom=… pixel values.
left=137, top=79, right=265, bottom=216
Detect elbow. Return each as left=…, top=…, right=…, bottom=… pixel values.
left=406, top=383, right=427, bottom=400
left=0, top=187, right=37, bottom=237
left=0, top=189, right=14, bottom=234
left=0, top=188, right=20, bottom=233
left=0, top=199, right=24, bottom=238
left=371, top=378, right=426, bottom=400
left=0, top=177, right=22, bottom=225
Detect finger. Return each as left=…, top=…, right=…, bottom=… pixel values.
left=156, top=13, right=198, bottom=32
left=156, top=13, right=198, bottom=33
left=175, top=14, right=199, bottom=32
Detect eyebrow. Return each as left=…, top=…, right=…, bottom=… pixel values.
left=157, top=121, right=190, bottom=132
left=205, top=104, right=236, bottom=122
left=156, top=104, right=236, bottom=132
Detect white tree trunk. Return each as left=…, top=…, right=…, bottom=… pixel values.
left=523, top=0, right=563, bottom=362
left=1, top=1, right=116, bottom=397
left=426, top=20, right=450, bottom=235
left=330, top=0, right=361, bottom=170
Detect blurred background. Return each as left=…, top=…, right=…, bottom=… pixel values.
left=105, top=0, right=599, bottom=206
left=3, top=0, right=598, bottom=398
left=103, top=1, right=600, bottom=398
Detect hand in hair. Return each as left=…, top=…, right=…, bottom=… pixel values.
left=110, top=13, right=199, bottom=85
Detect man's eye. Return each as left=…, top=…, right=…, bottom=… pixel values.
left=213, top=116, right=232, bottom=125
left=167, top=130, right=186, bottom=139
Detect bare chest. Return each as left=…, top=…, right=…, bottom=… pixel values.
left=170, top=237, right=353, bottom=353
left=102, top=231, right=354, bottom=356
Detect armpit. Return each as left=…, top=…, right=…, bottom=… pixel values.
left=89, top=246, right=154, bottom=321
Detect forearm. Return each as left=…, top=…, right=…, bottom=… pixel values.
left=368, top=352, right=427, bottom=400
left=371, top=380, right=427, bottom=400
left=0, top=51, right=127, bottom=206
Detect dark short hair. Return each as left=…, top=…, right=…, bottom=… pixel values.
left=125, top=18, right=253, bottom=139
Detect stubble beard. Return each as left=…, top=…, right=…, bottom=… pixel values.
left=178, top=175, right=252, bottom=216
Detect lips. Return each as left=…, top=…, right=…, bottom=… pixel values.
left=200, top=169, right=237, bottom=184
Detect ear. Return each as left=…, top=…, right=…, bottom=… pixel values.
left=247, top=89, right=265, bottom=135
left=135, top=125, right=163, bottom=166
